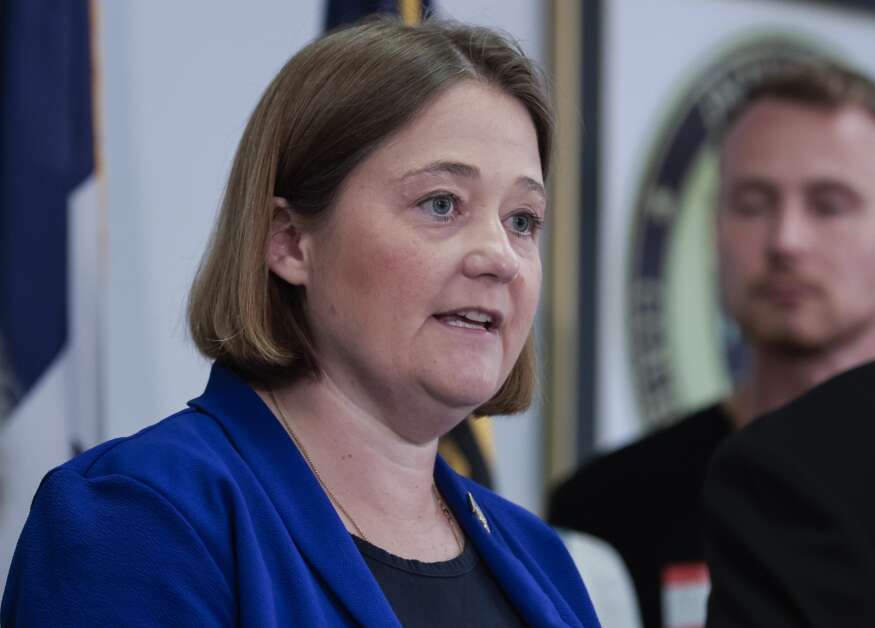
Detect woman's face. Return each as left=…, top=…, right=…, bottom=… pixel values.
left=286, top=81, right=544, bottom=438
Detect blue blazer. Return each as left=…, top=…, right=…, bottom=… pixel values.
left=2, top=364, right=599, bottom=627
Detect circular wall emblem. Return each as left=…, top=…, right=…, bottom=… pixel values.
left=627, top=36, right=836, bottom=428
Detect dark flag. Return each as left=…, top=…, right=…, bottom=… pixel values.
left=0, top=0, right=95, bottom=422
left=325, top=0, right=433, bottom=31
left=0, top=0, right=99, bottom=584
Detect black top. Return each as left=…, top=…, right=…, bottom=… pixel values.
left=705, top=361, right=875, bottom=628
left=548, top=404, right=733, bottom=628
left=354, top=536, right=526, bottom=627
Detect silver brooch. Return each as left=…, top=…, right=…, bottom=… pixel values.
left=466, top=491, right=491, bottom=533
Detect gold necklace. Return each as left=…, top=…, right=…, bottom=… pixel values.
left=269, top=390, right=464, bottom=554
left=432, top=484, right=465, bottom=553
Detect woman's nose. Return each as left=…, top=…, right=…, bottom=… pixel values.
left=462, top=219, right=521, bottom=283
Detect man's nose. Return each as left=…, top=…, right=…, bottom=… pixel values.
left=462, top=217, right=521, bottom=283
left=767, top=203, right=813, bottom=260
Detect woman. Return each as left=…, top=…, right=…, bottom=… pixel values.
left=2, top=18, right=599, bottom=627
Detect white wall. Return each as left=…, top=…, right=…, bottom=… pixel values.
left=100, top=1, right=321, bottom=434
left=98, top=0, right=547, bottom=514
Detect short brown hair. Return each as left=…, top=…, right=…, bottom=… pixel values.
left=720, top=61, right=875, bottom=140
left=187, top=18, right=552, bottom=415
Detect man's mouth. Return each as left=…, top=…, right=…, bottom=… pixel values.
left=754, top=277, right=820, bottom=303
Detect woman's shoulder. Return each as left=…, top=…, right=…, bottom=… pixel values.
left=43, top=406, right=246, bottom=528
left=4, top=408, right=239, bottom=627
left=447, top=470, right=600, bottom=626
left=26, top=407, right=247, bottom=575
left=441, top=464, right=562, bottom=549
left=61, top=407, right=233, bottom=484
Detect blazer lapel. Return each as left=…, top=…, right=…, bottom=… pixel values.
left=189, top=365, right=400, bottom=628
left=435, top=457, right=583, bottom=628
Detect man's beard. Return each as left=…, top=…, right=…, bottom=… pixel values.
left=737, top=303, right=869, bottom=360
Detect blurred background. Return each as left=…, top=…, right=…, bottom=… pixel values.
left=2, top=0, right=875, bottom=598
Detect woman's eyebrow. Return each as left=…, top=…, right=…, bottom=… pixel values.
left=398, top=162, right=546, bottom=201
left=398, top=160, right=480, bottom=181
left=519, top=176, right=546, bottom=202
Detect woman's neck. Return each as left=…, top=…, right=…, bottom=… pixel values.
left=257, top=373, right=466, bottom=561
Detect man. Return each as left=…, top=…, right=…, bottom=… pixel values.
left=704, top=361, right=875, bottom=627
left=549, top=63, right=875, bottom=628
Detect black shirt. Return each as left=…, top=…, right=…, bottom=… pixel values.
left=548, top=404, right=733, bottom=628
left=354, top=536, right=526, bottom=627
left=705, top=362, right=875, bottom=627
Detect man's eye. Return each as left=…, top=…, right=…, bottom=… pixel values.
left=730, top=198, right=769, bottom=218
left=726, top=188, right=774, bottom=219
left=813, top=200, right=842, bottom=216
left=810, top=194, right=852, bottom=218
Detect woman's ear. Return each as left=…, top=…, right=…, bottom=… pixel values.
left=266, top=196, right=312, bottom=286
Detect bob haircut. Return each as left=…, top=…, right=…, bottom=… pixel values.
left=188, top=18, right=553, bottom=416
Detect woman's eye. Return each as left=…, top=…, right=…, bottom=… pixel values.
left=420, top=194, right=457, bottom=220
left=512, top=214, right=532, bottom=233
left=508, top=212, right=541, bottom=237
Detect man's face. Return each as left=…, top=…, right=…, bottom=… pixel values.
left=717, top=99, right=875, bottom=354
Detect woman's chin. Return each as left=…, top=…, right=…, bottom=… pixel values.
left=417, top=369, right=503, bottom=414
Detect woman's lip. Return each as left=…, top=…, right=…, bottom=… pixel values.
left=432, top=314, right=499, bottom=334
left=432, top=307, right=504, bottom=329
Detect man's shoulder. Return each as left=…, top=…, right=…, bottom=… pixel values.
left=616, top=403, right=730, bottom=462
left=548, top=403, right=731, bottom=534
left=723, top=360, right=875, bottom=461
left=563, top=403, right=729, bottom=491
left=709, top=361, right=875, bottom=527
